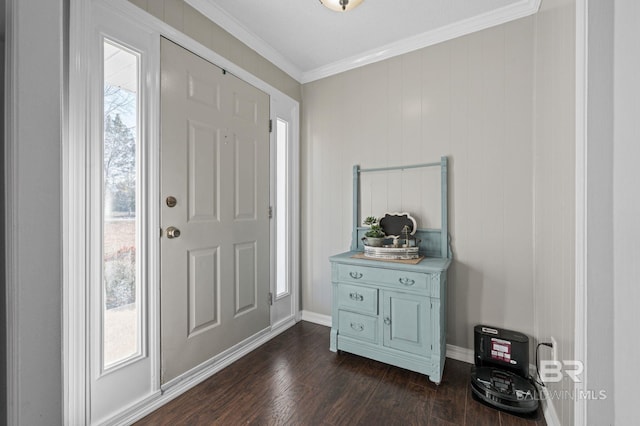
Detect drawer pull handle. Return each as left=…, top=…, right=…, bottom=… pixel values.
left=350, top=322, right=364, bottom=332
left=349, top=272, right=363, bottom=279
left=384, top=317, right=391, bottom=326
left=349, top=292, right=364, bottom=302
left=399, top=277, right=415, bottom=286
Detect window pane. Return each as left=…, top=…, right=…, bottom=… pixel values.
left=103, top=40, right=141, bottom=368
left=276, top=118, right=288, bottom=297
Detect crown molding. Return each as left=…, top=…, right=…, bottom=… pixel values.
left=186, top=0, right=541, bottom=85
left=185, top=0, right=303, bottom=82
left=301, top=0, right=541, bottom=83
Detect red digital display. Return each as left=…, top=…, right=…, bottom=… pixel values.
left=490, top=338, right=512, bottom=363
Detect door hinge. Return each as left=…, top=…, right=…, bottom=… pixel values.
left=268, top=206, right=273, bottom=219
left=269, top=119, right=273, bottom=133
left=268, top=292, right=273, bottom=306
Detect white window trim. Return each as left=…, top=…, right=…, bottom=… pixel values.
left=274, top=116, right=295, bottom=302
left=65, top=1, right=91, bottom=423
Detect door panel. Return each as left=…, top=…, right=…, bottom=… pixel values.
left=234, top=241, right=257, bottom=315
left=383, top=291, right=431, bottom=356
left=160, top=38, right=270, bottom=384
left=234, top=135, right=257, bottom=220
left=188, top=247, right=219, bottom=336
left=187, top=121, right=220, bottom=222
left=187, top=72, right=221, bottom=108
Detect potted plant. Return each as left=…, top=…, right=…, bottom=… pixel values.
left=363, top=216, right=386, bottom=247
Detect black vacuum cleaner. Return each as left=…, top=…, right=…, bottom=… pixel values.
left=470, top=325, right=539, bottom=414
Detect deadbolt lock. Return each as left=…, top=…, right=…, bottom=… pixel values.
left=166, top=226, right=181, bottom=239
left=166, top=196, right=177, bottom=208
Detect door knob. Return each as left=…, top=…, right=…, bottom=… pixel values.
left=166, top=226, right=181, bottom=239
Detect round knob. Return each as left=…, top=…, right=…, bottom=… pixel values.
left=166, top=226, right=181, bottom=239
left=166, top=196, right=177, bottom=208
left=384, top=317, right=391, bottom=325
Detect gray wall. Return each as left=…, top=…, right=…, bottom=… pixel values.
left=5, top=0, right=65, bottom=424
left=5, top=0, right=636, bottom=424
left=532, top=0, right=576, bottom=424
left=301, top=8, right=583, bottom=426
left=1, top=34, right=6, bottom=426
left=614, top=0, right=640, bottom=424
left=301, top=17, right=537, bottom=350
left=585, top=0, right=615, bottom=423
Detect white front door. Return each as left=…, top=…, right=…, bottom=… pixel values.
left=160, top=38, right=270, bottom=384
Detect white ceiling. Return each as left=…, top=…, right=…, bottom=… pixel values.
left=186, top=0, right=540, bottom=83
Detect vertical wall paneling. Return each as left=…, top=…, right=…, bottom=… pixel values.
left=0, top=36, right=6, bottom=426
left=613, top=0, right=640, bottom=425
left=583, top=0, right=615, bottom=423
left=301, top=17, right=537, bottom=350
left=6, top=0, right=65, bottom=423
left=532, top=0, right=577, bottom=424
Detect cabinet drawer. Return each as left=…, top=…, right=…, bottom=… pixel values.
left=338, top=264, right=428, bottom=290
left=338, top=311, right=378, bottom=344
left=337, top=283, right=378, bottom=315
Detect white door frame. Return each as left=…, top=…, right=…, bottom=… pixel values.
left=270, top=94, right=301, bottom=328
left=64, top=0, right=300, bottom=423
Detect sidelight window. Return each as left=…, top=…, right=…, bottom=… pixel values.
left=275, top=118, right=289, bottom=298
left=102, top=40, right=142, bottom=368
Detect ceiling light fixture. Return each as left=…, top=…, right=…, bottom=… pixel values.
left=319, top=0, right=364, bottom=12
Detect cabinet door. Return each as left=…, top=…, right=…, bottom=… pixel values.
left=382, top=291, right=431, bottom=356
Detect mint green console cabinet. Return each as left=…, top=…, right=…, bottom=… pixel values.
left=330, top=157, right=452, bottom=384
left=329, top=253, right=451, bottom=384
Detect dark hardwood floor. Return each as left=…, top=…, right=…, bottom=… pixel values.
left=136, top=321, right=546, bottom=425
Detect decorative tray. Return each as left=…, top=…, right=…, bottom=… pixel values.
left=363, top=244, right=420, bottom=260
